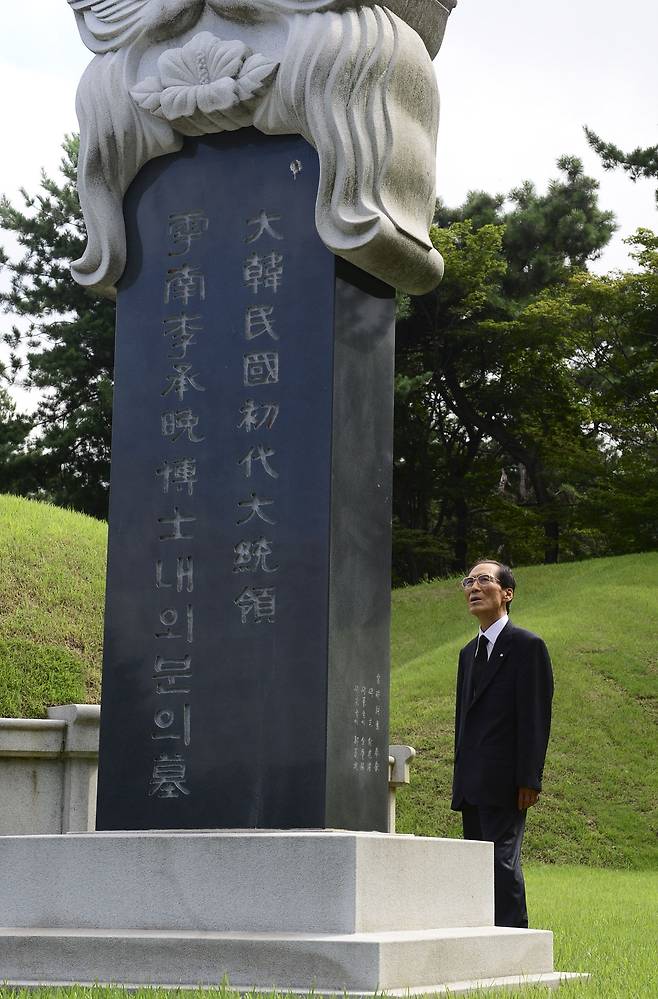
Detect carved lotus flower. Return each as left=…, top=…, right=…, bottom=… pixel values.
left=131, top=32, right=279, bottom=136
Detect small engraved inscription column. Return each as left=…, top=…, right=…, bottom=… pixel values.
left=96, top=130, right=395, bottom=831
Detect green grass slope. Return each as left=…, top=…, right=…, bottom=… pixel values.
left=0, top=494, right=106, bottom=716
left=390, top=553, right=658, bottom=869
left=1, top=495, right=656, bottom=869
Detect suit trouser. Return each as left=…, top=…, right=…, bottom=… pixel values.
left=461, top=803, right=528, bottom=928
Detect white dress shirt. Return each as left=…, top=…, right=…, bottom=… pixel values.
left=477, top=613, right=509, bottom=660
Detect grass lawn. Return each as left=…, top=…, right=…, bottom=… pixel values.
left=0, top=867, right=654, bottom=998
left=0, top=499, right=656, bottom=994
left=1, top=495, right=656, bottom=869
left=0, top=495, right=106, bottom=715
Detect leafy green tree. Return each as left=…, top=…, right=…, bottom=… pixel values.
left=585, top=127, right=658, bottom=205
left=394, top=221, right=508, bottom=570
left=557, top=229, right=658, bottom=554
left=396, top=158, right=618, bottom=570
left=0, top=136, right=115, bottom=518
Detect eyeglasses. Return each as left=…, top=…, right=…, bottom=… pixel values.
left=461, top=574, right=499, bottom=589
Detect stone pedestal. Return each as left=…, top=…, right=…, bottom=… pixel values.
left=0, top=830, right=581, bottom=994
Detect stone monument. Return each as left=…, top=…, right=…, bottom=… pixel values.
left=0, top=1, right=583, bottom=992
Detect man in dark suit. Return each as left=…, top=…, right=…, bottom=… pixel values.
left=451, top=560, right=553, bottom=928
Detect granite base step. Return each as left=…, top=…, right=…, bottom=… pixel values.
left=0, top=925, right=554, bottom=992
left=0, top=831, right=586, bottom=994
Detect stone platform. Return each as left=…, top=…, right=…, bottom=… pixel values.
left=0, top=830, right=579, bottom=993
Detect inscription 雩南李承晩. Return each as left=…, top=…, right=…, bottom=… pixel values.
left=148, top=208, right=211, bottom=801
left=233, top=209, right=285, bottom=627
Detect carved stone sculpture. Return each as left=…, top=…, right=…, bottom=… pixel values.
left=67, top=0, right=457, bottom=296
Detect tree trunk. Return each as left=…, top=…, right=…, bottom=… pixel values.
left=453, top=495, right=469, bottom=572
left=543, top=519, right=560, bottom=564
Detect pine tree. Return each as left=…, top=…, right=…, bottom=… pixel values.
left=585, top=127, right=658, bottom=206
left=0, top=135, right=115, bottom=518
left=0, top=383, right=37, bottom=495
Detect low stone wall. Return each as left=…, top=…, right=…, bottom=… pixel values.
left=0, top=704, right=99, bottom=836
left=0, top=704, right=414, bottom=836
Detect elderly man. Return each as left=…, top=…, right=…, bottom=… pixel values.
left=451, top=560, right=554, bottom=928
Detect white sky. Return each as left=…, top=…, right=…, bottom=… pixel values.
left=1, top=0, right=657, bottom=412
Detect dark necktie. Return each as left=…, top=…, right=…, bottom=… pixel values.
left=472, top=634, right=489, bottom=695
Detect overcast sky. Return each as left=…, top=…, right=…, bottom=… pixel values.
left=1, top=0, right=656, bottom=410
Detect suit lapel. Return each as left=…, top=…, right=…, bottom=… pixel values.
left=467, top=621, right=516, bottom=710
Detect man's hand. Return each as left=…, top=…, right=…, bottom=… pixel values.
left=517, top=786, right=540, bottom=810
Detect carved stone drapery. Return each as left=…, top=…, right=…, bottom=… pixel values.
left=67, top=0, right=457, bottom=296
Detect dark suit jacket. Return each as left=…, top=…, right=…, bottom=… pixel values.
left=451, top=621, right=554, bottom=811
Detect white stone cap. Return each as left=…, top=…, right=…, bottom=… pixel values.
left=387, top=0, right=458, bottom=59
left=389, top=745, right=416, bottom=786
left=47, top=704, right=100, bottom=756
left=0, top=718, right=65, bottom=757
left=0, top=704, right=100, bottom=759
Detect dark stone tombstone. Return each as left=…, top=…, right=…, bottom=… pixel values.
left=96, top=130, right=395, bottom=832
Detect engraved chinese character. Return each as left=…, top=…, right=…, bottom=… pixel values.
left=244, top=351, right=278, bottom=387
left=243, top=253, right=283, bottom=294
left=238, top=445, right=278, bottom=480
left=156, top=556, right=194, bottom=592
left=162, top=363, right=205, bottom=400
left=163, top=313, right=203, bottom=359
left=233, top=538, right=278, bottom=574
left=155, top=606, right=193, bottom=643
left=156, top=458, right=198, bottom=496
left=168, top=211, right=208, bottom=255
left=238, top=400, right=279, bottom=433
left=263, top=252, right=284, bottom=292
left=237, top=493, right=276, bottom=526
left=234, top=586, right=276, bottom=624
left=161, top=408, right=205, bottom=444
left=152, top=704, right=191, bottom=746
left=165, top=264, right=205, bottom=305
left=149, top=754, right=190, bottom=797
left=245, top=210, right=283, bottom=244
left=245, top=305, right=277, bottom=341
left=158, top=507, right=196, bottom=541
left=244, top=254, right=263, bottom=294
